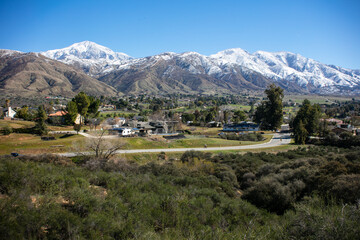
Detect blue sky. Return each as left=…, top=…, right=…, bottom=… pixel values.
left=1, top=0, right=359, bottom=69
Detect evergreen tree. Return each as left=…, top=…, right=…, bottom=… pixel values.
left=88, top=97, right=101, bottom=119
left=73, top=92, right=90, bottom=118
left=205, top=112, right=214, bottom=123
left=15, top=106, right=32, bottom=120
left=293, top=99, right=321, bottom=143
left=254, top=84, right=284, bottom=130
left=65, top=101, right=78, bottom=125
left=294, top=120, right=308, bottom=144
left=34, top=106, right=48, bottom=135
left=232, top=110, right=247, bottom=123
left=223, top=110, right=229, bottom=124
left=307, top=103, right=321, bottom=135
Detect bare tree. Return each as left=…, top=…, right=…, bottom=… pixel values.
left=88, top=118, right=102, bottom=131
left=86, top=130, right=124, bottom=160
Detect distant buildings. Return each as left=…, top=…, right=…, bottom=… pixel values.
left=321, top=118, right=343, bottom=125
left=109, top=127, right=133, bottom=136
left=222, top=122, right=259, bottom=133
left=330, top=124, right=357, bottom=136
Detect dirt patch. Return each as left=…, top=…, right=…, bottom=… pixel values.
left=89, top=185, right=108, bottom=198
left=148, top=136, right=167, bottom=142
left=55, top=196, right=74, bottom=205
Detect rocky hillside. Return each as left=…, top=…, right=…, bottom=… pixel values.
left=1, top=41, right=360, bottom=96
left=0, top=50, right=118, bottom=97
left=98, top=52, right=299, bottom=95
left=42, top=41, right=360, bottom=95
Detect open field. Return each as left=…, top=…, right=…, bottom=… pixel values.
left=0, top=119, right=35, bottom=129
left=0, top=130, right=272, bottom=155
left=0, top=119, right=89, bottom=131
left=0, top=133, right=84, bottom=155
left=284, top=95, right=354, bottom=105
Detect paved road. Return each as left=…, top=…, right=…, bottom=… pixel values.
left=50, top=131, right=119, bottom=139
left=59, top=133, right=291, bottom=157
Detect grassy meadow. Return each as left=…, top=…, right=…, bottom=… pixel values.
left=0, top=120, right=274, bottom=155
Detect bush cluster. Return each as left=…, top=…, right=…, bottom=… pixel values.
left=1, top=146, right=360, bottom=239
left=219, top=132, right=264, bottom=141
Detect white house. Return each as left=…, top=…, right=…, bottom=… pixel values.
left=110, top=127, right=133, bottom=136
left=3, top=107, right=16, bottom=119
left=74, top=114, right=85, bottom=125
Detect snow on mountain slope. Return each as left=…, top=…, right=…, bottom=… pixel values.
left=210, top=49, right=360, bottom=92
left=41, top=41, right=132, bottom=76
left=39, top=41, right=360, bottom=94
left=0, top=49, right=22, bottom=57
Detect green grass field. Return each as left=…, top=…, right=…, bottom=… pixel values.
left=284, top=95, right=353, bottom=105
left=0, top=119, right=35, bottom=129
left=0, top=131, right=272, bottom=155
left=0, top=119, right=83, bottom=131
left=0, top=133, right=85, bottom=155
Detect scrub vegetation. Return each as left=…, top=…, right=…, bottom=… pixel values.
left=1, top=146, right=360, bottom=239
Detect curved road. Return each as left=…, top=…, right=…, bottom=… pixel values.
left=59, top=133, right=291, bottom=157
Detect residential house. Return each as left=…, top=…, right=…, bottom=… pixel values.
left=330, top=124, right=357, bottom=136
left=105, top=117, right=126, bottom=127
left=48, top=110, right=67, bottom=125
left=222, top=121, right=259, bottom=133
left=149, top=121, right=168, bottom=134
left=206, top=121, right=222, bottom=127
left=109, top=127, right=133, bottom=136
left=321, top=118, right=343, bottom=125
left=74, top=114, right=85, bottom=125
left=3, top=106, right=16, bottom=119
left=134, top=122, right=156, bottom=136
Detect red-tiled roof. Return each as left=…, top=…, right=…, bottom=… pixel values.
left=49, top=111, right=67, bottom=117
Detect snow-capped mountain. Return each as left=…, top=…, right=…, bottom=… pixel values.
left=41, top=41, right=133, bottom=76
left=210, top=49, right=360, bottom=93
left=38, top=41, right=360, bottom=94
left=0, top=49, right=22, bottom=57
left=0, top=50, right=118, bottom=97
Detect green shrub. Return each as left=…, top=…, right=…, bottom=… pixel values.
left=2, top=126, right=12, bottom=135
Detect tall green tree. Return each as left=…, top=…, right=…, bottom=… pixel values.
left=88, top=97, right=100, bottom=117
left=205, top=112, right=214, bottom=122
left=73, top=92, right=90, bottom=117
left=65, top=101, right=78, bottom=125
left=254, top=84, right=284, bottom=130
left=34, top=106, right=48, bottom=135
left=232, top=110, right=247, bottom=123
left=293, top=99, right=321, bottom=144
left=223, top=110, right=229, bottom=124
left=294, top=120, right=308, bottom=144
left=15, top=106, right=32, bottom=120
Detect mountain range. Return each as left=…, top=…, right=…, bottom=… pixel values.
left=1, top=41, right=359, bottom=97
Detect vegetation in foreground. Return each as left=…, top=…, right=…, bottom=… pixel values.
left=1, top=146, right=360, bottom=239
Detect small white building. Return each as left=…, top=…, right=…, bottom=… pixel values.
left=3, top=107, right=16, bottom=119
left=110, top=127, right=133, bottom=136
left=74, top=114, right=85, bottom=125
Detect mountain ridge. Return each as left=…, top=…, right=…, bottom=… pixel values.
left=40, top=41, right=360, bottom=94
left=1, top=41, right=360, bottom=96
left=0, top=50, right=118, bottom=97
